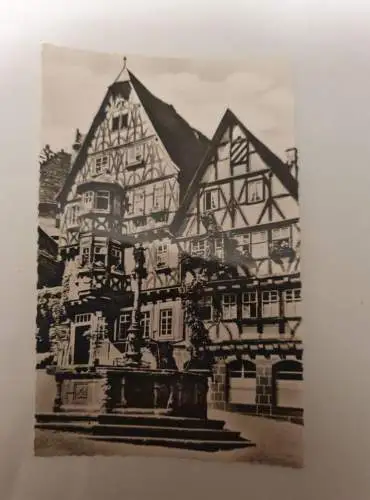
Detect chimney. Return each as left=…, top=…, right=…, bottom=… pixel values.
left=285, top=147, right=298, bottom=180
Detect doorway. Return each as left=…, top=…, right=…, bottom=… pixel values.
left=73, top=325, right=91, bottom=365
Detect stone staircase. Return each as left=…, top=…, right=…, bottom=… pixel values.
left=35, top=411, right=255, bottom=452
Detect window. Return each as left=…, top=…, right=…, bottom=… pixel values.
left=93, top=244, right=107, bottom=266
left=94, top=155, right=108, bottom=175
left=127, top=144, right=143, bottom=165
left=67, top=205, right=79, bottom=227
left=218, top=143, right=229, bottom=161
left=81, top=246, right=90, bottom=266
left=271, top=226, right=291, bottom=250
left=262, top=290, right=279, bottom=317
left=251, top=231, right=268, bottom=259
left=215, top=238, right=224, bottom=260
left=240, top=234, right=251, bottom=257
left=242, top=292, right=258, bottom=318
left=132, top=190, right=145, bottom=214
left=75, top=313, right=91, bottom=324
left=199, top=296, right=213, bottom=321
left=247, top=179, right=264, bottom=203
left=153, top=185, right=165, bottom=210
left=112, top=113, right=128, bottom=132
left=156, top=243, right=169, bottom=269
left=110, top=247, right=122, bottom=269
left=95, top=191, right=110, bottom=212
left=284, top=289, right=301, bottom=317
left=118, top=311, right=132, bottom=339
left=141, top=311, right=151, bottom=338
left=191, top=240, right=206, bottom=258
left=83, top=191, right=94, bottom=209
left=222, top=294, right=237, bottom=320
left=203, top=189, right=219, bottom=211
left=159, top=309, right=173, bottom=337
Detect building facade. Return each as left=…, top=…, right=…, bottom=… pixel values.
left=48, top=65, right=303, bottom=423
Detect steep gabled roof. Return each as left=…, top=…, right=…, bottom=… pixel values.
left=57, top=70, right=210, bottom=205
left=171, top=108, right=298, bottom=233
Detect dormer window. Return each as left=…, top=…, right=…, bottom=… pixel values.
left=112, top=113, right=128, bottom=132
left=94, top=155, right=108, bottom=175
left=203, top=189, right=219, bottom=212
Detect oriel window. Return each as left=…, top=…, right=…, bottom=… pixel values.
left=271, top=226, right=291, bottom=250
left=93, top=244, right=107, bottom=266
left=81, top=246, right=90, bottom=266
left=110, top=247, right=122, bottom=269
left=247, top=178, right=264, bottom=204
left=95, top=191, right=110, bottom=212
left=83, top=191, right=94, bottom=210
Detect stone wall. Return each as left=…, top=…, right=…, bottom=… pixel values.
left=208, top=359, right=227, bottom=410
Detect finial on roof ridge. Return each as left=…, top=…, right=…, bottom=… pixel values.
left=114, top=55, right=129, bottom=83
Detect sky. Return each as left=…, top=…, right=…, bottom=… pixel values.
left=42, top=44, right=295, bottom=160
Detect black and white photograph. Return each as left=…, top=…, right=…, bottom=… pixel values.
left=35, top=44, right=303, bottom=467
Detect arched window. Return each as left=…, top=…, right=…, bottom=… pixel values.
left=273, top=360, right=303, bottom=409
left=228, top=359, right=256, bottom=405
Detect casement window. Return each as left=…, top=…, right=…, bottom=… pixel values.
left=95, top=191, right=110, bottom=212
left=191, top=240, right=206, bottom=258
left=203, top=189, right=219, bottom=212
left=75, top=313, right=91, bottom=324
left=127, top=144, right=143, bottom=165
left=141, top=311, right=151, bottom=338
left=199, top=296, right=213, bottom=321
left=132, top=190, right=145, bottom=214
left=93, top=244, right=107, bottom=266
left=83, top=191, right=94, bottom=210
left=110, top=247, right=122, bottom=268
left=251, top=231, right=268, bottom=259
left=118, top=311, right=132, bottom=339
left=222, top=294, right=237, bottom=320
left=215, top=238, right=224, bottom=260
left=262, top=290, right=279, bottom=317
left=112, top=113, right=128, bottom=132
left=153, top=185, right=165, bottom=210
left=67, top=204, right=79, bottom=227
left=242, top=292, right=258, bottom=319
left=284, top=289, right=301, bottom=317
left=94, top=155, right=108, bottom=175
left=247, top=178, right=264, bottom=204
left=240, top=234, right=251, bottom=257
left=156, top=243, right=169, bottom=269
left=81, top=246, right=91, bottom=266
left=159, top=309, right=173, bottom=337
left=271, top=226, right=291, bottom=250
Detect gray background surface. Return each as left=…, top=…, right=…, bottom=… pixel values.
left=1, top=1, right=370, bottom=499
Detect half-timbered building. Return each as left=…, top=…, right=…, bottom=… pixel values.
left=172, top=109, right=302, bottom=421
left=50, top=64, right=302, bottom=423
left=55, top=64, right=209, bottom=367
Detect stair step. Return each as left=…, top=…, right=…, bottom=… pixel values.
left=98, top=414, right=225, bottom=430
left=36, top=413, right=97, bottom=423
left=93, top=424, right=241, bottom=441
left=87, top=435, right=255, bottom=452
left=35, top=422, right=95, bottom=433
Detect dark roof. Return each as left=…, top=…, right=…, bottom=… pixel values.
left=171, top=108, right=298, bottom=232
left=39, top=150, right=71, bottom=204
left=57, top=71, right=209, bottom=205
left=128, top=71, right=210, bottom=196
